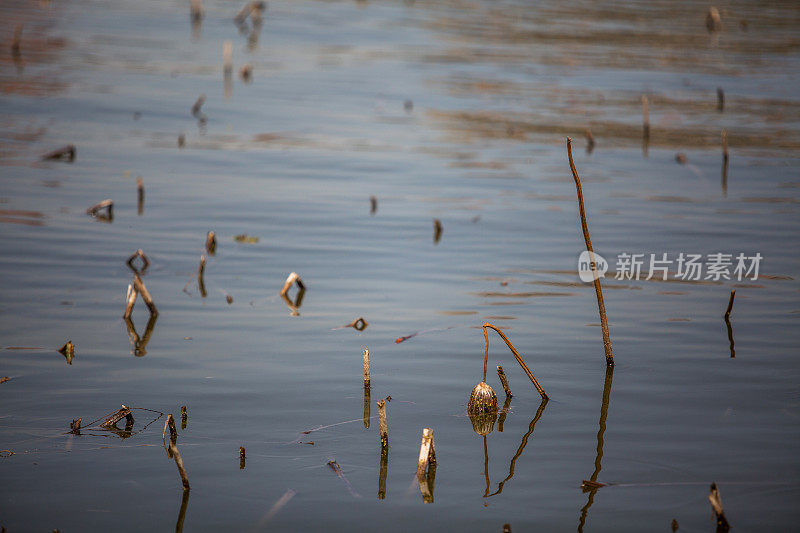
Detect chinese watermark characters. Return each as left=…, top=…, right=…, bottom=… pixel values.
left=578, top=252, right=762, bottom=282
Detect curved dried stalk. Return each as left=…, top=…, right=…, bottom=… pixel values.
left=482, top=323, right=548, bottom=400
left=566, top=137, right=613, bottom=367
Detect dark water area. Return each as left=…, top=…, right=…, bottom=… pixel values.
left=1, top=0, right=799, bottom=531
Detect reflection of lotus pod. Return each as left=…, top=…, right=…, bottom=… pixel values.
left=467, top=381, right=498, bottom=415
left=469, top=411, right=497, bottom=436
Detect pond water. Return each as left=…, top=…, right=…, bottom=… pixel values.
left=1, top=0, right=799, bottom=531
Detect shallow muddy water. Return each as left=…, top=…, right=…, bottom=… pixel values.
left=1, top=0, right=799, bottom=531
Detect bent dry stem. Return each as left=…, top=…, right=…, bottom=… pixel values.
left=566, top=137, right=614, bottom=366
left=482, top=323, right=548, bottom=400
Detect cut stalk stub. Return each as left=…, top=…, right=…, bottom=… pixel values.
left=205, top=231, right=217, bottom=255
left=58, top=341, right=75, bottom=365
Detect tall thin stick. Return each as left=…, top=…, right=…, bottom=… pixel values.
left=566, top=138, right=614, bottom=366
left=169, top=441, right=191, bottom=491
left=483, top=323, right=547, bottom=399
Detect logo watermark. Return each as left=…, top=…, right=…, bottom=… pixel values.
left=577, top=251, right=609, bottom=282
left=577, top=252, right=762, bottom=282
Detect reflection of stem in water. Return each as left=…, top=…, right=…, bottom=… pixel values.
left=497, top=395, right=512, bottom=432
left=125, top=313, right=158, bottom=357
left=578, top=366, right=614, bottom=533
left=378, top=447, right=388, bottom=500
left=197, top=255, right=207, bottom=298
left=725, top=317, right=735, bottom=358
left=363, top=385, right=371, bottom=429
left=483, top=436, right=490, bottom=497
left=724, top=289, right=735, bottom=357
left=280, top=287, right=305, bottom=316
left=175, top=487, right=190, bottom=533
left=721, top=129, right=729, bottom=197
left=487, top=398, right=548, bottom=497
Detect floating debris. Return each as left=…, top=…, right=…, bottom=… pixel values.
left=240, top=64, right=253, bottom=83
left=42, top=145, right=75, bottom=162
left=433, top=218, right=443, bottom=244
left=706, top=7, right=722, bottom=32
left=233, top=234, right=259, bottom=243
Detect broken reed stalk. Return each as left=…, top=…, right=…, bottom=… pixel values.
left=377, top=399, right=388, bottom=451
left=124, top=283, right=138, bottom=318
left=191, top=94, right=205, bottom=117
left=717, top=87, right=725, bottom=112
left=433, top=218, right=443, bottom=244
left=197, top=255, right=207, bottom=298
left=239, top=446, right=246, bottom=469
left=483, top=323, right=548, bottom=399
left=362, top=348, right=371, bottom=387
left=641, top=95, right=650, bottom=141
left=234, top=1, right=254, bottom=24
left=370, top=195, right=378, bottom=215
left=190, top=0, right=203, bottom=21
left=567, top=138, right=614, bottom=366
left=86, top=199, right=113, bottom=218
left=133, top=274, right=158, bottom=316
left=126, top=248, right=151, bottom=274
left=102, top=405, right=134, bottom=428
left=415, top=428, right=436, bottom=478
left=585, top=129, right=595, bottom=154
left=497, top=365, right=512, bottom=397
left=165, top=413, right=178, bottom=441
left=169, top=441, right=191, bottom=491
left=280, top=272, right=305, bottom=297
left=724, top=289, right=736, bottom=319
left=205, top=231, right=216, bottom=255
left=181, top=405, right=188, bottom=429
left=708, top=482, right=730, bottom=532
left=58, top=340, right=75, bottom=364
left=136, top=177, right=144, bottom=215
